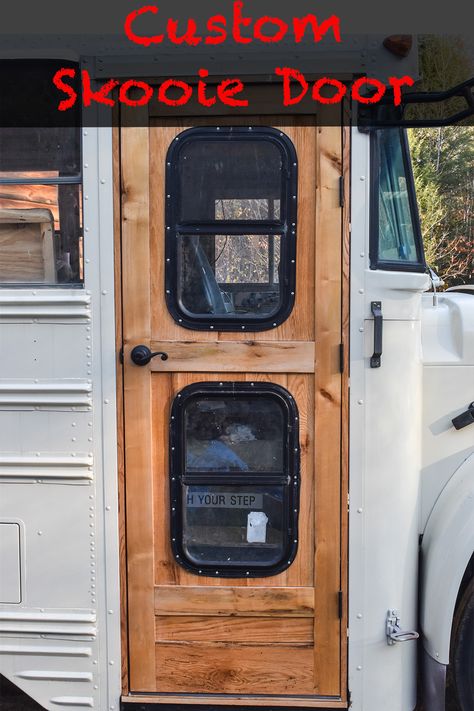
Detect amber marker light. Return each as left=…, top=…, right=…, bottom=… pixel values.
left=383, top=35, right=413, bottom=58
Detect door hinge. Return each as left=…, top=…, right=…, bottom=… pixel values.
left=339, top=176, right=345, bottom=207
left=119, top=347, right=124, bottom=364
left=339, top=343, right=344, bottom=373
left=338, top=590, right=343, bottom=619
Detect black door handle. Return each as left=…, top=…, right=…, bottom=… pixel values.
left=452, top=402, right=474, bottom=430
left=370, top=301, right=383, bottom=368
left=130, top=345, right=168, bottom=366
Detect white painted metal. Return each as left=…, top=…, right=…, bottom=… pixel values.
left=419, top=291, right=474, bottom=666
left=0, top=523, right=21, bottom=603
left=348, top=126, right=431, bottom=711
left=421, top=453, right=474, bottom=664
left=0, top=124, right=121, bottom=711
left=0, top=293, right=91, bottom=319
left=0, top=381, right=92, bottom=407
left=421, top=293, right=474, bottom=527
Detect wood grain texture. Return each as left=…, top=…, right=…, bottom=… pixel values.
left=147, top=84, right=345, bottom=118
left=313, top=125, right=343, bottom=696
left=121, top=123, right=156, bottom=692
left=152, top=371, right=313, bottom=590
left=0, top=208, right=55, bottom=283
left=155, top=616, right=314, bottom=644
left=155, top=586, right=315, bottom=617
left=119, top=113, right=347, bottom=700
left=149, top=340, right=315, bottom=373
left=113, top=124, right=129, bottom=695
left=339, top=124, right=351, bottom=703
left=155, top=642, right=315, bottom=694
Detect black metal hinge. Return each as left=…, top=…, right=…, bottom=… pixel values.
left=338, top=590, right=343, bottom=619
left=339, top=176, right=345, bottom=207
left=339, top=343, right=345, bottom=373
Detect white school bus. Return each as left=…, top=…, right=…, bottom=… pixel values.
left=0, top=36, right=473, bottom=711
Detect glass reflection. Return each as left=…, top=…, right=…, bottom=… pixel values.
left=185, top=396, right=284, bottom=472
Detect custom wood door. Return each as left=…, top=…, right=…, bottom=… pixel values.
left=119, top=112, right=347, bottom=705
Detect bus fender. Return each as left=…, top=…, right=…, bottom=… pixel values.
left=420, top=452, right=474, bottom=665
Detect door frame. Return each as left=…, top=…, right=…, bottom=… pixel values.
left=113, top=104, right=350, bottom=706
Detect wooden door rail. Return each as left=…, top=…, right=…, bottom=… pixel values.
left=145, top=341, right=315, bottom=373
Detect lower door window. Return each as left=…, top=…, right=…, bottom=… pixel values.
left=169, top=382, right=300, bottom=577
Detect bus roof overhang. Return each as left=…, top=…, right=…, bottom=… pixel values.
left=0, top=33, right=419, bottom=84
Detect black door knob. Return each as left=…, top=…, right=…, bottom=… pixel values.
left=130, top=345, right=168, bottom=366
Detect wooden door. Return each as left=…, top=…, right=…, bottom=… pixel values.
left=119, top=112, right=347, bottom=705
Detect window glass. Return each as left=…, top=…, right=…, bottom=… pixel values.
left=178, top=234, right=282, bottom=318
left=0, top=61, right=83, bottom=286
left=183, top=485, right=285, bottom=567
left=215, top=198, right=280, bottom=221
left=170, top=383, right=299, bottom=577
left=0, top=183, right=83, bottom=284
left=185, top=395, right=284, bottom=473
left=178, top=140, right=283, bottom=222
left=0, top=127, right=81, bottom=179
left=376, top=129, right=421, bottom=264
left=165, top=127, right=297, bottom=331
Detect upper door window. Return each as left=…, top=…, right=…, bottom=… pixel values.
left=165, top=127, right=297, bottom=331
left=370, top=128, right=425, bottom=272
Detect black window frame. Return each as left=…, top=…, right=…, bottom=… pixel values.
left=370, top=128, right=426, bottom=273
left=165, top=126, right=298, bottom=331
left=169, top=381, right=300, bottom=578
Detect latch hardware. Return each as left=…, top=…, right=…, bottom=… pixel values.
left=386, top=609, right=419, bottom=645
left=370, top=301, right=383, bottom=368
left=130, top=345, right=168, bottom=366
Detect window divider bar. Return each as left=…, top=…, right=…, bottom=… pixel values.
left=0, top=176, right=82, bottom=186
left=176, top=223, right=284, bottom=236
left=182, top=474, right=290, bottom=486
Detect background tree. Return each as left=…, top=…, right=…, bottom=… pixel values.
left=408, top=36, right=473, bottom=285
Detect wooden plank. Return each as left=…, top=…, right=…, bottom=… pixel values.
left=0, top=208, right=53, bottom=223
left=155, top=616, right=313, bottom=644
left=41, top=219, right=56, bottom=283
left=150, top=340, right=315, bottom=373
left=155, top=642, right=315, bottom=694
left=0, top=208, right=56, bottom=283
left=122, top=695, right=346, bottom=708
left=151, top=372, right=176, bottom=587
left=146, top=80, right=350, bottom=118
left=113, top=124, right=130, bottom=696
left=155, top=586, right=315, bottom=617
left=313, top=125, right=343, bottom=696
left=339, top=123, right=351, bottom=704
left=121, top=123, right=156, bottom=692
left=287, top=373, right=315, bottom=588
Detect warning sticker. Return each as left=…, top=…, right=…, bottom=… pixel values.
left=186, top=492, right=263, bottom=509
